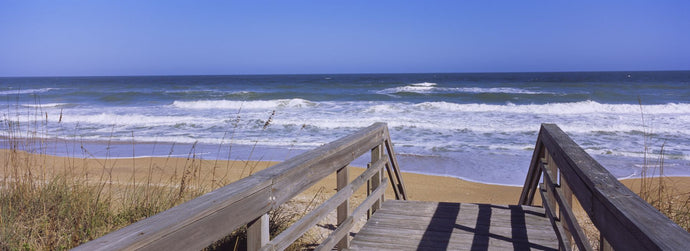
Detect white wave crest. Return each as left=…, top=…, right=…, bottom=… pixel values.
left=21, top=103, right=73, bottom=108
left=414, top=100, right=690, bottom=114
left=378, top=82, right=437, bottom=94
left=450, top=87, right=550, bottom=95
left=0, top=88, right=56, bottom=95
left=378, top=83, right=551, bottom=95
left=172, top=98, right=316, bottom=110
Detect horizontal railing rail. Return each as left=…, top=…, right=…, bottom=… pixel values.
left=520, top=124, right=690, bottom=251
left=75, top=122, right=407, bottom=250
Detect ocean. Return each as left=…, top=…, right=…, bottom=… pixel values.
left=1, top=71, right=689, bottom=185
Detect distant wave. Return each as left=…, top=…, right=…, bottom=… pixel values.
left=21, top=103, right=76, bottom=108
left=0, top=88, right=56, bottom=95
left=377, top=82, right=437, bottom=94
left=172, top=98, right=316, bottom=110
left=413, top=100, right=690, bottom=114
left=449, top=87, right=551, bottom=95
left=377, top=83, right=551, bottom=95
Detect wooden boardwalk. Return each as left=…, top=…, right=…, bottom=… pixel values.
left=350, top=200, right=559, bottom=251
left=77, top=123, right=690, bottom=251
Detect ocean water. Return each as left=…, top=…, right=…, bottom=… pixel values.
left=1, top=72, right=689, bottom=185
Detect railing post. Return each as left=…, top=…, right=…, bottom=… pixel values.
left=368, top=144, right=383, bottom=218
left=247, top=213, right=269, bottom=251
left=560, top=175, right=573, bottom=248
left=545, top=149, right=558, bottom=215
left=336, top=165, right=350, bottom=250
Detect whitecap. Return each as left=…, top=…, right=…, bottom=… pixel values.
left=0, top=88, right=56, bottom=95
left=377, top=82, right=437, bottom=94
left=171, top=98, right=316, bottom=110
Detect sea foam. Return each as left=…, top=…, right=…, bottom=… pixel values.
left=172, top=98, right=315, bottom=110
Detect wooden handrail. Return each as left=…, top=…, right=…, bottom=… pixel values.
left=75, top=122, right=408, bottom=250
left=520, top=124, right=690, bottom=251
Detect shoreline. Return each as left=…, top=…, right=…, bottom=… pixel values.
left=3, top=138, right=689, bottom=187
left=3, top=149, right=689, bottom=205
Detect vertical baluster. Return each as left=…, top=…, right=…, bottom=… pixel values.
left=368, top=144, right=383, bottom=218
left=561, top=174, right=574, bottom=248
left=247, top=213, right=269, bottom=251
left=336, top=165, right=350, bottom=250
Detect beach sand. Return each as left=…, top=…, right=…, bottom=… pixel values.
left=4, top=149, right=689, bottom=247
left=3, top=149, right=689, bottom=206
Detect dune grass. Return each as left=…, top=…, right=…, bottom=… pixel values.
left=0, top=107, right=317, bottom=250
left=636, top=100, right=690, bottom=231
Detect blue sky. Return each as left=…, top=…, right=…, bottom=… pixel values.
left=1, top=1, right=689, bottom=76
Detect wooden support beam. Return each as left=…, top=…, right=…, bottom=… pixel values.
left=336, top=165, right=350, bottom=250
left=247, top=214, right=269, bottom=251
left=316, top=179, right=389, bottom=251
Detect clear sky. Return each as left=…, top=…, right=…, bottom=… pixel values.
left=1, top=1, right=689, bottom=76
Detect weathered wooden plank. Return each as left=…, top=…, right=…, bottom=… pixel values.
left=350, top=201, right=559, bottom=251
left=368, top=144, right=383, bottom=217
left=560, top=171, right=574, bottom=247
left=383, top=126, right=408, bottom=200
left=519, top=133, right=545, bottom=205
left=336, top=165, right=350, bottom=250
left=371, top=205, right=551, bottom=226
left=269, top=123, right=387, bottom=207
left=358, top=219, right=560, bottom=245
left=353, top=222, right=557, bottom=250
left=539, top=124, right=690, bottom=250
left=364, top=202, right=557, bottom=239
left=352, top=227, right=558, bottom=251
left=374, top=201, right=547, bottom=219
left=542, top=162, right=593, bottom=251
left=247, top=214, right=269, bottom=251
left=539, top=186, right=571, bottom=251
left=316, top=179, right=388, bottom=251
left=77, top=122, right=390, bottom=250
left=262, top=159, right=386, bottom=251
left=74, top=176, right=273, bottom=250
left=366, top=212, right=555, bottom=234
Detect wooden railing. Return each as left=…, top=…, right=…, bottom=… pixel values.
left=75, top=122, right=407, bottom=251
left=520, top=124, right=690, bottom=251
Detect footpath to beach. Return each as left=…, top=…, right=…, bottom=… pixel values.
left=4, top=122, right=690, bottom=250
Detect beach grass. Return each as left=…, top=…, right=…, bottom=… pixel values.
left=2, top=105, right=689, bottom=250
left=0, top=108, right=317, bottom=250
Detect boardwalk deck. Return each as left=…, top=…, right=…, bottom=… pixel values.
left=349, top=200, right=559, bottom=251
left=77, top=123, right=690, bottom=251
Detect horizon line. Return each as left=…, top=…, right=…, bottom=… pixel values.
left=1, top=69, right=689, bottom=78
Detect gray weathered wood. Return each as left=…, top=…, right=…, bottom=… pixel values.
left=350, top=200, right=559, bottom=251
left=247, top=214, right=269, bottom=251
left=519, top=134, right=545, bottom=205
left=520, top=124, right=690, bottom=251
left=261, top=159, right=386, bottom=251
left=336, top=165, right=350, bottom=250
left=542, top=161, right=593, bottom=251
left=316, top=178, right=389, bottom=251
left=73, top=176, right=273, bottom=251
left=369, top=144, right=383, bottom=218
left=383, top=126, right=408, bottom=200
left=76, top=122, right=391, bottom=250
left=560, top=172, right=574, bottom=248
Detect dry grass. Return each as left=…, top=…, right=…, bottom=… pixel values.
left=0, top=108, right=316, bottom=250
left=572, top=101, right=690, bottom=250
left=636, top=99, right=690, bottom=231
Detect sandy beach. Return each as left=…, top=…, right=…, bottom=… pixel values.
left=3, top=149, right=689, bottom=206
left=3, top=148, right=689, bottom=250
